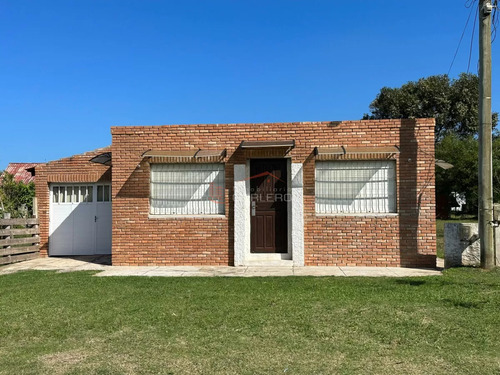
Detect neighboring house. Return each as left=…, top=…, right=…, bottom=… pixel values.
left=1, top=163, right=41, bottom=216
left=34, top=119, right=436, bottom=268
left=2, top=163, right=41, bottom=183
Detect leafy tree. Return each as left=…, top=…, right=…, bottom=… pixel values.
left=364, top=73, right=498, bottom=141
left=0, top=172, right=35, bottom=218
left=435, top=134, right=500, bottom=214
left=365, top=73, right=500, bottom=217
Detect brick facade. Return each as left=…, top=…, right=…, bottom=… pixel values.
left=111, top=119, right=436, bottom=267
left=35, top=147, right=111, bottom=256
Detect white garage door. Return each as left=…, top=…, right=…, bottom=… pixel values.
left=49, top=184, right=112, bottom=256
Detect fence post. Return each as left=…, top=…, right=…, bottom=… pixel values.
left=33, top=197, right=38, bottom=218
left=32, top=217, right=39, bottom=252
left=3, top=212, right=11, bottom=249
left=3, top=213, right=11, bottom=263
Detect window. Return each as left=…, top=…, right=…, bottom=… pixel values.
left=82, top=186, right=93, bottom=202
left=97, top=185, right=111, bottom=202
left=52, top=185, right=94, bottom=204
left=150, top=163, right=225, bottom=215
left=315, top=160, right=396, bottom=214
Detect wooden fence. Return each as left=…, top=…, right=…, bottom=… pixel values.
left=0, top=217, right=40, bottom=265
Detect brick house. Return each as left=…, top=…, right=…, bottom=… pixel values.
left=35, top=119, right=436, bottom=267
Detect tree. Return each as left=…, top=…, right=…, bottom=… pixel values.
left=435, top=135, right=478, bottom=214
left=435, top=134, right=500, bottom=215
left=364, top=73, right=498, bottom=141
left=364, top=73, right=500, bottom=217
left=0, top=172, right=35, bottom=218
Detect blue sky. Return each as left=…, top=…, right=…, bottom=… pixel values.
left=1, top=0, right=498, bottom=169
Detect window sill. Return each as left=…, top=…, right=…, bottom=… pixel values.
left=315, top=213, right=399, bottom=217
left=148, top=214, right=227, bottom=220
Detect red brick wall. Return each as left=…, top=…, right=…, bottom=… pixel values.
left=35, top=147, right=111, bottom=256
left=111, top=119, right=436, bottom=267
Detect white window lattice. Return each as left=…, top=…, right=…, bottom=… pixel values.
left=150, top=163, right=225, bottom=215
left=315, top=160, right=396, bottom=214
left=52, top=185, right=94, bottom=203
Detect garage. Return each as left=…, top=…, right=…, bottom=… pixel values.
left=49, top=183, right=111, bottom=256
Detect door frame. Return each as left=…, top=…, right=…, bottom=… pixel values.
left=246, top=157, right=292, bottom=260
left=233, top=160, right=304, bottom=266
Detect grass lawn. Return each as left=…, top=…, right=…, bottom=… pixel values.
left=1, top=270, right=499, bottom=374
left=436, top=218, right=477, bottom=258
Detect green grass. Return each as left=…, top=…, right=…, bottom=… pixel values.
left=1, top=270, right=499, bottom=374
left=436, top=217, right=477, bottom=258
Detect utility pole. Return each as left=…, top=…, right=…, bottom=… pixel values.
left=479, top=0, right=495, bottom=269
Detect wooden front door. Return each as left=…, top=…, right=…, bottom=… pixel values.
left=250, top=159, right=288, bottom=253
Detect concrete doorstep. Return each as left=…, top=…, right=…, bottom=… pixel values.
left=0, top=256, right=443, bottom=277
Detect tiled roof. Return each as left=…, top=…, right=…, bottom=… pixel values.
left=3, top=163, right=42, bottom=184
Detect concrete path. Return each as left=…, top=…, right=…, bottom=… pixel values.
left=0, top=256, right=443, bottom=277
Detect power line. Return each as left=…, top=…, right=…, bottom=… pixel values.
left=492, top=0, right=499, bottom=42
left=467, top=2, right=479, bottom=73
left=448, top=1, right=477, bottom=75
